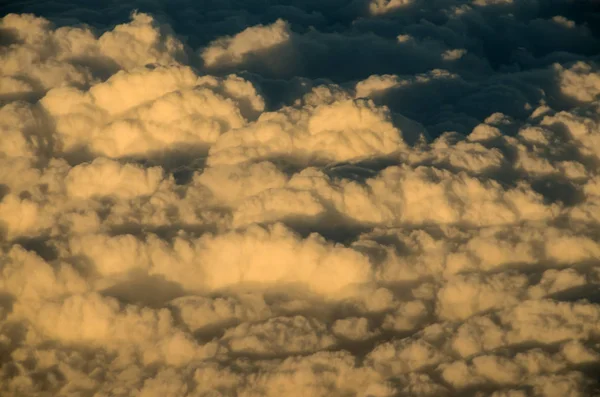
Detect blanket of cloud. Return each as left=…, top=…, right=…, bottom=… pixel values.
left=1, top=0, right=600, bottom=396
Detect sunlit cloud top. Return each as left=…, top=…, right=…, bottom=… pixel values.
left=1, top=1, right=600, bottom=396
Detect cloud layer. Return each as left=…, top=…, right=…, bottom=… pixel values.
left=1, top=2, right=600, bottom=396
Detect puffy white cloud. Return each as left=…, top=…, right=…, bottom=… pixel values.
left=2, top=3, right=600, bottom=397
left=0, top=245, right=88, bottom=301
left=192, top=161, right=288, bottom=206
left=221, top=315, right=335, bottom=355
left=68, top=233, right=150, bottom=276
left=436, top=272, right=529, bottom=321
left=556, top=62, right=600, bottom=103
left=0, top=12, right=186, bottom=99
left=65, top=158, right=165, bottom=199
left=0, top=102, right=52, bottom=159
left=366, top=338, right=449, bottom=377
left=41, top=65, right=264, bottom=158
left=359, top=165, right=555, bottom=226
left=355, top=74, right=403, bottom=99
left=541, top=105, right=600, bottom=163
left=382, top=300, right=430, bottom=332
left=500, top=300, right=600, bottom=345
left=444, top=298, right=600, bottom=361
left=201, top=19, right=291, bottom=69
left=85, top=65, right=200, bottom=115
left=241, top=351, right=395, bottom=397
left=369, top=0, right=415, bottom=16
left=15, top=292, right=217, bottom=366
left=97, top=12, right=187, bottom=70
left=332, top=316, right=377, bottom=340
left=169, top=293, right=272, bottom=332
left=528, top=268, right=588, bottom=299
left=207, top=88, right=406, bottom=166
left=440, top=348, right=598, bottom=397
left=441, top=49, right=467, bottom=61
left=148, top=223, right=374, bottom=296
left=0, top=194, right=54, bottom=240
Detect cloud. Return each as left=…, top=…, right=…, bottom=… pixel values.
left=169, top=293, right=272, bottom=333
left=221, top=315, right=336, bottom=355
left=0, top=12, right=187, bottom=101
left=368, top=0, right=415, bottom=16
left=14, top=292, right=218, bottom=366
left=206, top=87, right=408, bottom=166
left=239, top=351, right=396, bottom=397
left=441, top=49, right=468, bottom=61
left=201, top=19, right=292, bottom=69
left=555, top=62, right=600, bottom=103
left=97, top=12, right=187, bottom=69
left=41, top=65, right=263, bottom=158
left=0, top=194, right=55, bottom=240
left=332, top=316, right=378, bottom=340
left=0, top=245, right=88, bottom=301
left=147, top=223, right=374, bottom=296
left=65, top=158, right=165, bottom=199
left=436, top=272, right=530, bottom=321
left=1, top=2, right=600, bottom=397
left=0, top=102, right=52, bottom=159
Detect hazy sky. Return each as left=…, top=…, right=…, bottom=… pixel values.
left=1, top=1, right=600, bottom=396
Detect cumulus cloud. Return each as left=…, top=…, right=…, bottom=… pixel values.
left=206, top=87, right=408, bottom=166
left=14, top=292, right=218, bottom=366
left=555, top=62, right=600, bottom=103
left=40, top=65, right=264, bottom=158
left=2, top=1, right=600, bottom=397
left=0, top=12, right=186, bottom=100
left=146, top=223, right=374, bottom=295
left=201, top=19, right=292, bottom=69
left=221, top=315, right=336, bottom=355
left=369, top=0, right=415, bottom=16
left=65, top=158, right=165, bottom=199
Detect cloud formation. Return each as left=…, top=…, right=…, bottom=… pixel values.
left=1, top=2, right=600, bottom=396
